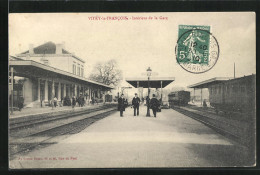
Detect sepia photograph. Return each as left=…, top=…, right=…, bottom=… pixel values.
left=8, top=12, right=256, bottom=168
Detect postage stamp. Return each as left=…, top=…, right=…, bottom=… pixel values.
left=176, top=25, right=219, bottom=74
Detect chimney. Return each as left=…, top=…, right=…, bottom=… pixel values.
left=29, top=44, right=34, bottom=54
left=56, top=43, right=63, bottom=54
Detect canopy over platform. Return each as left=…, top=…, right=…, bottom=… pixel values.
left=9, top=60, right=113, bottom=90
left=126, top=77, right=175, bottom=88
left=188, top=77, right=233, bottom=89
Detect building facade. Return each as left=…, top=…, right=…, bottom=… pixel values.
left=9, top=42, right=113, bottom=108
left=16, top=42, right=85, bottom=77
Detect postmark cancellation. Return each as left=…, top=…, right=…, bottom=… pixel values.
left=176, top=25, right=219, bottom=74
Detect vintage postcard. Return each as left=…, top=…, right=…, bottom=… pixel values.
left=8, top=12, right=256, bottom=168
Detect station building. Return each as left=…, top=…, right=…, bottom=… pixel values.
left=9, top=42, right=113, bottom=108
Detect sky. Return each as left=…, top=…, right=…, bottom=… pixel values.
left=9, top=12, right=256, bottom=91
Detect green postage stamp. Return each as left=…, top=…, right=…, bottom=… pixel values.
left=176, top=25, right=219, bottom=73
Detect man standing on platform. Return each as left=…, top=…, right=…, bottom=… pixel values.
left=53, top=97, right=58, bottom=108
left=118, top=94, right=126, bottom=117
left=146, top=95, right=150, bottom=117
left=150, top=94, right=160, bottom=118
left=132, top=93, right=140, bottom=116
left=72, top=96, right=76, bottom=108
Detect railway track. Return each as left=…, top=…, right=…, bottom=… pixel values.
left=172, top=107, right=253, bottom=146
left=9, top=105, right=117, bottom=158
left=173, top=106, right=256, bottom=165
left=9, top=105, right=115, bottom=130
left=186, top=105, right=252, bottom=122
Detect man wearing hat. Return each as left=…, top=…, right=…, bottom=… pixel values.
left=132, top=93, right=141, bottom=116
left=150, top=94, right=160, bottom=117
left=118, top=94, right=126, bottom=117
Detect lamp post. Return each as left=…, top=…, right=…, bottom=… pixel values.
left=146, top=67, right=152, bottom=117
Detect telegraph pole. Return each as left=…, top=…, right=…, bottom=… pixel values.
left=234, top=62, right=236, bottom=79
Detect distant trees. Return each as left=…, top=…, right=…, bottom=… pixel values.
left=89, top=59, right=123, bottom=87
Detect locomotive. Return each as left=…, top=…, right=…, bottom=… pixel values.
left=208, top=74, right=255, bottom=114
left=168, top=90, right=190, bottom=107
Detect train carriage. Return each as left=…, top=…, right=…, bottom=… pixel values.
left=209, top=74, right=255, bottom=113
left=168, top=90, right=190, bottom=107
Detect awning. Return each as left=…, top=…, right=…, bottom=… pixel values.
left=126, top=77, right=175, bottom=88
left=188, top=77, right=233, bottom=89
left=9, top=60, right=113, bottom=90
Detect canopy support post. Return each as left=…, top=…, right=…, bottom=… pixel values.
left=193, top=88, right=195, bottom=103
left=160, top=81, right=163, bottom=102
left=201, top=88, right=203, bottom=106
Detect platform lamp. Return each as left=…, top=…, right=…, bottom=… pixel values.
left=146, top=67, right=152, bottom=117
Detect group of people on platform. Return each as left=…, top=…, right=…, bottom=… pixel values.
left=53, top=94, right=86, bottom=108
left=11, top=93, right=99, bottom=112
left=118, top=93, right=160, bottom=117
left=71, top=95, right=85, bottom=108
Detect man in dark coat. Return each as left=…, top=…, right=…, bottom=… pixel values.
left=18, top=96, right=24, bottom=111
left=132, top=93, right=140, bottom=116
left=203, top=99, right=207, bottom=108
left=146, top=96, right=150, bottom=117
left=53, top=97, right=58, bottom=107
left=150, top=94, right=160, bottom=117
left=72, top=96, right=76, bottom=108
left=118, top=94, right=126, bottom=117
left=78, top=94, right=84, bottom=107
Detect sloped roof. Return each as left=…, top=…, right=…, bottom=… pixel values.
left=21, top=41, right=70, bottom=54
left=188, top=77, right=233, bottom=89
left=10, top=60, right=113, bottom=90
left=18, top=41, right=85, bottom=63
left=9, top=55, right=23, bottom=61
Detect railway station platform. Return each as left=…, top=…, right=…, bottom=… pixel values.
left=10, top=105, right=250, bottom=168
left=9, top=103, right=113, bottom=119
